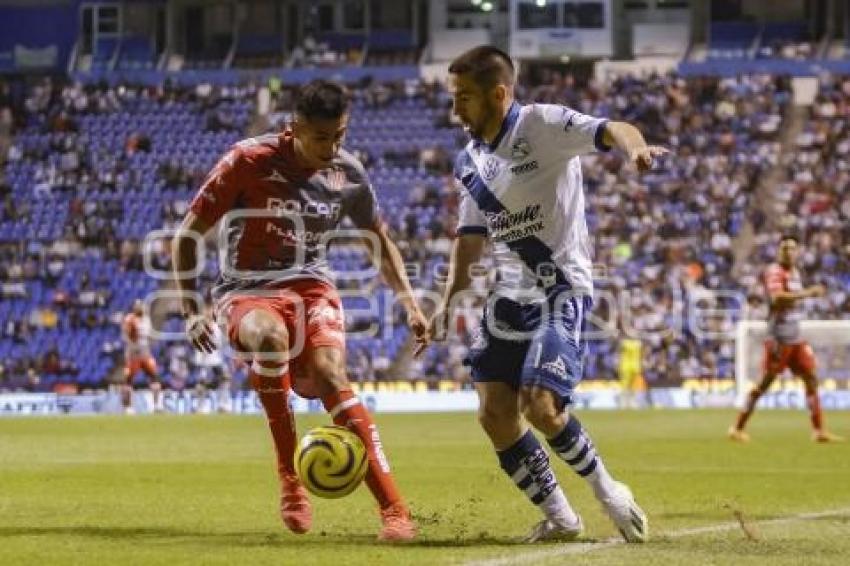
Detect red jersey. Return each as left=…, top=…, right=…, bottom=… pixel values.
left=122, top=313, right=151, bottom=357
left=764, top=263, right=804, bottom=344
left=189, top=131, right=380, bottom=301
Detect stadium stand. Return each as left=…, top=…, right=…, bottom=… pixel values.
left=1, top=69, right=848, bottom=394
left=707, top=22, right=759, bottom=60
left=90, top=37, right=120, bottom=72
left=116, top=36, right=158, bottom=71
left=744, top=74, right=850, bottom=323
left=233, top=34, right=285, bottom=69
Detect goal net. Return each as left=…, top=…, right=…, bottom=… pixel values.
left=734, top=320, right=850, bottom=408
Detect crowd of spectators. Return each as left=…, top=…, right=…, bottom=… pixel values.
left=287, top=35, right=362, bottom=69
left=1, top=70, right=848, bottom=394
left=743, top=74, right=850, bottom=317
left=756, top=39, right=815, bottom=60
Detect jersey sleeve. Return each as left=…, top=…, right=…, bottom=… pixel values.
left=533, top=103, right=611, bottom=157
left=764, top=265, right=787, bottom=298
left=457, top=190, right=488, bottom=236
left=189, top=147, right=246, bottom=227
left=346, top=181, right=381, bottom=229
left=453, top=151, right=488, bottom=236
left=339, top=155, right=381, bottom=229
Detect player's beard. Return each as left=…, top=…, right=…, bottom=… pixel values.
left=463, top=118, right=482, bottom=139
left=468, top=99, right=501, bottom=141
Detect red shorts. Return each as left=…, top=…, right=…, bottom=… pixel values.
left=221, top=280, right=345, bottom=397
left=762, top=340, right=816, bottom=376
left=124, top=355, right=159, bottom=381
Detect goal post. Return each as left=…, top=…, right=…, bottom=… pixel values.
left=735, top=319, right=850, bottom=406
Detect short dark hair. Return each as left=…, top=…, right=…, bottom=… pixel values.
left=780, top=233, right=800, bottom=244
left=448, top=45, right=515, bottom=89
left=295, top=80, right=350, bottom=121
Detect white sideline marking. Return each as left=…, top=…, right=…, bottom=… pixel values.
left=463, top=506, right=850, bottom=566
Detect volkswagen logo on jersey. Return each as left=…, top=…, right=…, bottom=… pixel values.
left=481, top=156, right=501, bottom=180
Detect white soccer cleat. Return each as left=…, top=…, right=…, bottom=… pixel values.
left=727, top=426, right=750, bottom=443
left=599, top=482, right=648, bottom=543
left=523, top=515, right=583, bottom=543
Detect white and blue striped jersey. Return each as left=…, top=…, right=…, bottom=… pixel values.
left=455, top=101, right=610, bottom=302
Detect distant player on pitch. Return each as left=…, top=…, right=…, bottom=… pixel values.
left=121, top=299, right=163, bottom=414
left=420, top=46, right=667, bottom=542
left=192, top=308, right=234, bottom=414
left=618, top=337, right=645, bottom=409
left=729, top=235, right=843, bottom=443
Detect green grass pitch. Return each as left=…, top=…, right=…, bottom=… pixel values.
left=1, top=410, right=849, bottom=565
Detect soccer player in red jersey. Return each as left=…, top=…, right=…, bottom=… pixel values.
left=171, top=80, right=427, bottom=540
left=121, top=299, right=163, bottom=414
left=729, top=235, right=843, bottom=443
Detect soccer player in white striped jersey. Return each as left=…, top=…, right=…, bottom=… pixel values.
left=419, top=46, right=667, bottom=543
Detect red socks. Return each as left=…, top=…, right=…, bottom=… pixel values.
left=321, top=389, right=401, bottom=509
left=251, top=363, right=402, bottom=510
left=737, top=383, right=825, bottom=433
left=734, top=388, right=760, bottom=430
left=250, top=360, right=297, bottom=478
left=806, top=390, right=824, bottom=431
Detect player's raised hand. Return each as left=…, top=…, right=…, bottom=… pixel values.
left=629, top=145, right=669, bottom=173
left=186, top=313, right=217, bottom=353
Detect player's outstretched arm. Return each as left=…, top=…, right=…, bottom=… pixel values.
left=417, top=234, right=486, bottom=356
left=769, top=284, right=825, bottom=308
left=361, top=223, right=428, bottom=343
left=172, top=211, right=216, bottom=353
left=602, top=121, right=668, bottom=173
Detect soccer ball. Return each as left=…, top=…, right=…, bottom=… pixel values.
left=295, top=425, right=368, bottom=499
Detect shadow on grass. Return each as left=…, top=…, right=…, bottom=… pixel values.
left=0, top=525, right=527, bottom=548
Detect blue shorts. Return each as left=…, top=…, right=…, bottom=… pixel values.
left=465, top=289, right=592, bottom=407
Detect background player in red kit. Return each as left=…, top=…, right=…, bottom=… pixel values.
left=121, top=299, right=163, bottom=414
left=171, top=80, right=428, bottom=540
left=729, top=235, right=843, bottom=443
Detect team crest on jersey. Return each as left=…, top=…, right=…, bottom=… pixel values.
left=481, top=156, right=501, bottom=180
left=510, top=137, right=532, bottom=160
left=308, top=303, right=341, bottom=325
left=325, top=167, right=346, bottom=191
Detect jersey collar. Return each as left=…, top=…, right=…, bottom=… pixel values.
left=474, top=101, right=520, bottom=154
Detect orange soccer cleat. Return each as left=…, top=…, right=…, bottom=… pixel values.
left=378, top=501, right=417, bottom=542
left=812, top=430, right=845, bottom=443
left=280, top=475, right=312, bottom=534
left=727, top=426, right=750, bottom=443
